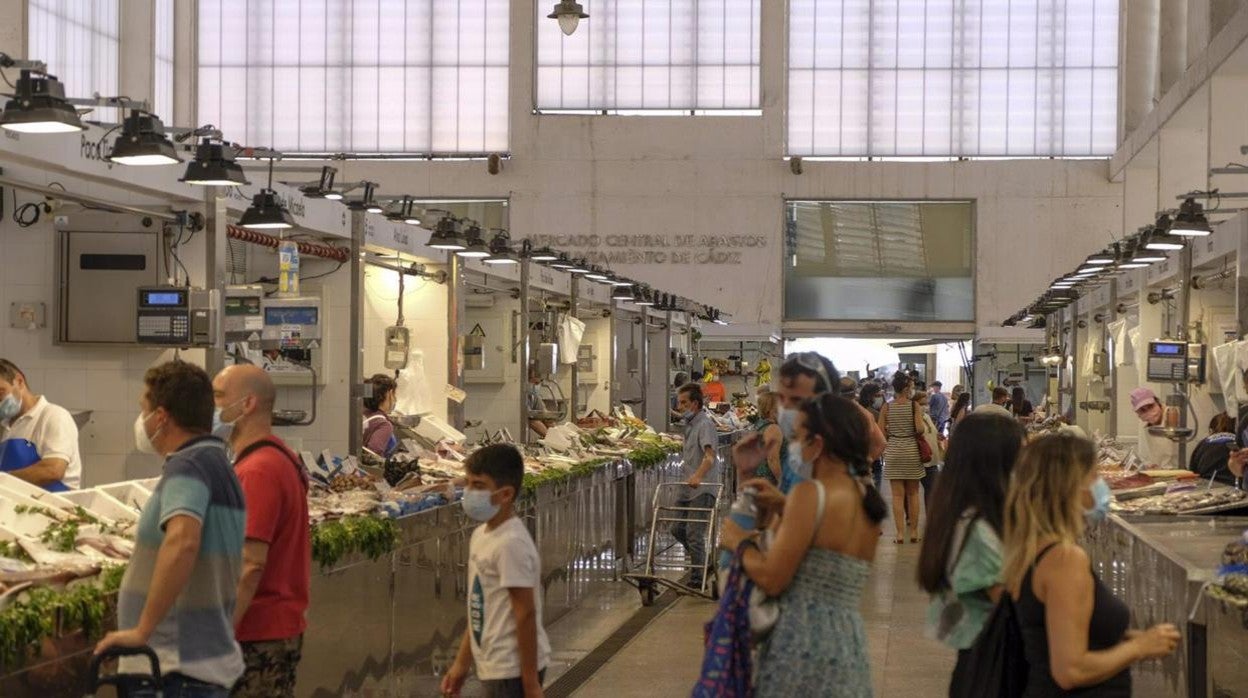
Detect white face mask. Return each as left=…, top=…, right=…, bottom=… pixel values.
left=134, top=411, right=161, bottom=455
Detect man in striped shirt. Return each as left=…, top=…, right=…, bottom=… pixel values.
left=96, top=361, right=246, bottom=696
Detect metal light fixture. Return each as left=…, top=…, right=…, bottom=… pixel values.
left=1170, top=198, right=1212, bottom=236
left=548, top=0, right=589, bottom=36
left=483, top=229, right=519, bottom=265
left=107, top=110, right=182, bottom=165
left=530, top=245, right=559, bottom=262
left=1084, top=250, right=1115, bottom=265
left=635, top=287, right=655, bottom=306
left=612, top=283, right=634, bottom=300
left=180, top=139, right=249, bottom=186
left=585, top=267, right=610, bottom=282
left=1144, top=232, right=1185, bottom=251
left=549, top=254, right=575, bottom=270
left=456, top=223, right=491, bottom=258
left=0, top=69, right=85, bottom=133
left=428, top=214, right=467, bottom=251
left=609, top=276, right=632, bottom=287
left=385, top=196, right=423, bottom=225
left=348, top=182, right=384, bottom=213
left=239, top=157, right=295, bottom=229
left=567, top=258, right=590, bottom=274
left=239, top=189, right=296, bottom=230
left=300, top=166, right=339, bottom=199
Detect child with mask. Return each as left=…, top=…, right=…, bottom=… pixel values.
left=442, top=444, right=550, bottom=698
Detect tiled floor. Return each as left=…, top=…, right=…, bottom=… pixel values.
left=567, top=538, right=955, bottom=697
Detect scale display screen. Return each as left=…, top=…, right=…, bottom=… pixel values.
left=1146, top=341, right=1188, bottom=381
left=142, top=290, right=185, bottom=307
left=265, top=306, right=318, bottom=326
left=1152, top=343, right=1183, bottom=355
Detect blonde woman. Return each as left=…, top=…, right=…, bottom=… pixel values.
left=879, top=373, right=924, bottom=543
left=1004, top=433, right=1179, bottom=695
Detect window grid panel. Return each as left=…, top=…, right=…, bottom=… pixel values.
left=153, top=0, right=174, bottom=123
left=788, top=0, right=1118, bottom=157
left=536, top=0, right=761, bottom=111
left=29, top=0, right=121, bottom=123
left=197, top=0, right=508, bottom=155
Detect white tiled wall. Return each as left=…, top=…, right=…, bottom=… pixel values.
left=360, top=264, right=450, bottom=422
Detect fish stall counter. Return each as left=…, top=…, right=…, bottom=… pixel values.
left=1085, top=513, right=1247, bottom=698
left=0, top=447, right=684, bottom=697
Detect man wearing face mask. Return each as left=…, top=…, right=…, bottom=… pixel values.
left=673, top=383, right=720, bottom=590
left=733, top=352, right=886, bottom=495
left=96, top=361, right=245, bottom=696
left=212, top=365, right=310, bottom=698
left=0, top=358, right=81, bottom=490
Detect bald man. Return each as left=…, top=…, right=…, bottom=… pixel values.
left=212, top=365, right=310, bottom=698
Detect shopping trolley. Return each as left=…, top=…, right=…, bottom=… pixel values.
left=85, top=646, right=161, bottom=697
left=622, top=481, right=724, bottom=606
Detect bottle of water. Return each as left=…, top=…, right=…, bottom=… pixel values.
left=278, top=239, right=300, bottom=296
left=719, top=486, right=758, bottom=571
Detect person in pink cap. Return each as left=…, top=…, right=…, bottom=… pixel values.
left=1129, top=387, right=1176, bottom=467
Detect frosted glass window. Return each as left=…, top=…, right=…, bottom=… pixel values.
left=536, top=0, right=761, bottom=111
left=153, top=0, right=174, bottom=123
left=198, top=0, right=509, bottom=155
left=28, top=0, right=121, bottom=123
left=788, top=0, right=1118, bottom=157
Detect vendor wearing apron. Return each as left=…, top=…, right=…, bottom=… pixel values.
left=1129, top=387, right=1177, bottom=469
left=0, top=359, right=78, bottom=491
left=362, top=373, right=400, bottom=458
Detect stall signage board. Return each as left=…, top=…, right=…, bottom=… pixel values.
left=363, top=218, right=443, bottom=261
left=1145, top=254, right=1179, bottom=286
left=530, top=266, right=571, bottom=295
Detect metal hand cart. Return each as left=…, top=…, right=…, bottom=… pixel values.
left=623, top=481, right=724, bottom=605
left=86, top=645, right=161, bottom=697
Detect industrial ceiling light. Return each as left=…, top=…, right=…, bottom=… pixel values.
left=483, top=229, right=519, bottom=265
left=712, top=309, right=729, bottom=326
left=299, top=166, right=339, bottom=199
left=635, top=287, right=655, bottom=306
left=348, top=182, right=384, bottom=213
left=456, top=223, right=491, bottom=258
left=180, top=139, right=249, bottom=186
left=239, top=156, right=295, bottom=229
left=549, top=254, right=575, bottom=270
left=428, top=214, right=467, bottom=251
left=239, top=189, right=296, bottom=230
left=585, top=267, right=610, bottom=282
left=0, top=69, right=85, bottom=133
left=530, top=246, right=559, bottom=262
left=1074, top=266, right=1104, bottom=275
left=1085, top=250, right=1115, bottom=265
left=548, top=0, right=589, bottom=36
left=384, top=196, right=422, bottom=225
left=107, top=110, right=181, bottom=165
left=1170, top=198, right=1212, bottom=236
left=567, top=258, right=590, bottom=274
left=612, top=283, right=634, bottom=300
left=1144, top=231, right=1185, bottom=251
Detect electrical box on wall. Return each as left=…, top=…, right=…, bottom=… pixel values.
left=9, top=302, right=46, bottom=330
left=54, top=212, right=170, bottom=346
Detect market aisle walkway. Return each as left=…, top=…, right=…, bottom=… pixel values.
left=565, top=539, right=955, bottom=697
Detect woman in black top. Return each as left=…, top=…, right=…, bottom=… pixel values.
left=1003, top=433, right=1179, bottom=695
left=1010, top=386, right=1035, bottom=421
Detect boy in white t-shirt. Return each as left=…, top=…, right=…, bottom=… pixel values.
left=441, top=444, right=550, bottom=698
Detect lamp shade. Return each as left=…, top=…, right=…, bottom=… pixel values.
left=238, top=189, right=296, bottom=230
left=0, top=71, right=84, bottom=133
left=180, top=140, right=249, bottom=185
left=108, top=111, right=182, bottom=166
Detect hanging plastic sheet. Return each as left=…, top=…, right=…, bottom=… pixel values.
left=557, top=314, right=586, bottom=364
left=1083, top=336, right=1102, bottom=382
left=1126, top=326, right=1141, bottom=367
left=394, top=348, right=431, bottom=415
left=1108, top=320, right=1128, bottom=367
left=1211, top=341, right=1236, bottom=405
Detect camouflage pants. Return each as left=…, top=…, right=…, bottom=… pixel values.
left=232, top=635, right=303, bottom=698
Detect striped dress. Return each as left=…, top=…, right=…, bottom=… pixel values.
left=883, top=399, right=925, bottom=480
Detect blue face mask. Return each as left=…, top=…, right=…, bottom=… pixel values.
left=1084, top=477, right=1112, bottom=525
left=787, top=440, right=813, bottom=480
left=683, top=409, right=697, bottom=422
left=462, top=487, right=503, bottom=522
left=0, top=394, right=19, bottom=422
left=777, top=406, right=798, bottom=440
left=211, top=397, right=247, bottom=442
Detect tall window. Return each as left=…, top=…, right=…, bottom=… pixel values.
left=536, top=0, right=761, bottom=111
left=153, top=0, right=174, bottom=123
left=28, top=0, right=121, bottom=123
left=788, top=0, right=1119, bottom=157
left=785, top=201, right=974, bottom=322
left=197, top=0, right=509, bottom=155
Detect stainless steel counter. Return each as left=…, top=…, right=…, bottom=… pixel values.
left=1086, top=513, right=1247, bottom=697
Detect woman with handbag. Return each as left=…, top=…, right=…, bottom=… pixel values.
left=1004, top=433, right=1180, bottom=696
left=913, top=390, right=945, bottom=507
left=916, top=413, right=1025, bottom=695
left=879, top=373, right=925, bottom=543
left=719, top=394, right=886, bottom=698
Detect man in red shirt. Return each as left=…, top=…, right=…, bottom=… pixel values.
left=212, top=364, right=310, bottom=698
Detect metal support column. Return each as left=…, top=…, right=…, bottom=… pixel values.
left=569, top=276, right=579, bottom=422
left=640, top=309, right=650, bottom=422
left=663, top=309, right=674, bottom=433
left=447, top=256, right=464, bottom=430
left=519, top=259, right=532, bottom=443
left=348, top=211, right=365, bottom=455
left=1177, top=244, right=1194, bottom=466
left=1070, top=304, right=1082, bottom=428
left=203, top=192, right=227, bottom=374
left=608, top=300, right=618, bottom=411
left=1107, top=280, right=1119, bottom=437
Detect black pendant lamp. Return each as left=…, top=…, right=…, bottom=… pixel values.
left=180, top=139, right=250, bottom=186
left=0, top=70, right=85, bottom=133
left=108, top=110, right=182, bottom=166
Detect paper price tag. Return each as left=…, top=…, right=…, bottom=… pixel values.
left=445, top=384, right=467, bottom=404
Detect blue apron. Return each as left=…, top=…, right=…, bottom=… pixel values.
left=0, top=438, right=69, bottom=492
